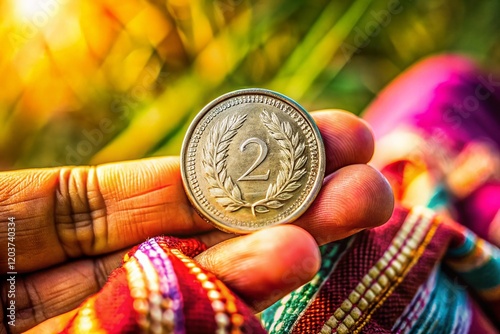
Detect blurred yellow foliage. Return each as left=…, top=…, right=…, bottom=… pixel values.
left=0, top=0, right=498, bottom=169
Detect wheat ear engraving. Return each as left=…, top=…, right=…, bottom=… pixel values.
left=202, top=110, right=307, bottom=216
left=202, top=114, right=250, bottom=212
left=250, top=110, right=307, bottom=215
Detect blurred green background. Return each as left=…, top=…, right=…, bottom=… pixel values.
left=1, top=0, right=499, bottom=170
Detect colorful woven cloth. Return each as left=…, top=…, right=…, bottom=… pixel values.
left=63, top=55, right=500, bottom=333
left=62, top=237, right=266, bottom=333
left=262, top=206, right=500, bottom=333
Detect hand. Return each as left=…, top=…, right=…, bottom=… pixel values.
left=0, top=110, right=394, bottom=333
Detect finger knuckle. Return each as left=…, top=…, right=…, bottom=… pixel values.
left=55, top=167, right=108, bottom=257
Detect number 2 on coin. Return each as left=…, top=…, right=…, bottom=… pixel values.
left=237, top=137, right=271, bottom=181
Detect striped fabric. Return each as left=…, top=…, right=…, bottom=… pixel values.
left=261, top=55, right=500, bottom=333
left=261, top=205, right=497, bottom=333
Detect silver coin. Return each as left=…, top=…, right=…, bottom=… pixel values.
left=181, top=88, right=325, bottom=234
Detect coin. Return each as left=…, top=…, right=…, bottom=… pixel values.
left=181, top=88, right=325, bottom=234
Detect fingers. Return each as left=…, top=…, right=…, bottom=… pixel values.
left=0, top=109, right=375, bottom=273
left=4, top=164, right=391, bottom=330
left=294, top=164, right=394, bottom=245
left=0, top=157, right=210, bottom=272
left=0, top=251, right=124, bottom=333
left=195, top=225, right=321, bottom=312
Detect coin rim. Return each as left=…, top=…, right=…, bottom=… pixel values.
left=180, top=88, right=326, bottom=234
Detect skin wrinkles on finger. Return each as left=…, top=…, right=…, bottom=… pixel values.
left=0, top=251, right=124, bottom=333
